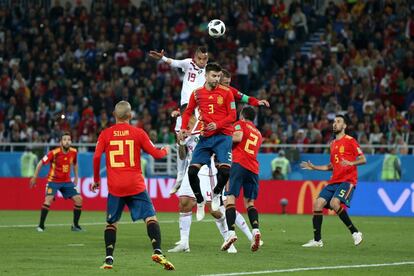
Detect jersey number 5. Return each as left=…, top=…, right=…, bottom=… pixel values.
left=109, top=140, right=135, bottom=168
left=244, top=133, right=258, bottom=154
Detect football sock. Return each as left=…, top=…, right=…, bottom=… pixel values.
left=188, top=166, right=204, bottom=203
left=179, top=212, right=192, bottom=246
left=39, top=204, right=50, bottom=228
left=105, top=224, right=117, bottom=257
left=213, top=166, right=230, bottom=195
left=147, top=219, right=162, bottom=252
left=336, top=206, right=358, bottom=233
left=225, top=204, right=236, bottom=231
left=214, top=215, right=228, bottom=240
left=247, top=206, right=259, bottom=229
left=73, top=204, right=82, bottom=227
left=235, top=211, right=253, bottom=241
left=313, top=211, right=323, bottom=241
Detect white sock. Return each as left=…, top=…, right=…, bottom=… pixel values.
left=215, top=215, right=228, bottom=241
left=179, top=212, right=192, bottom=246
left=235, top=211, right=253, bottom=241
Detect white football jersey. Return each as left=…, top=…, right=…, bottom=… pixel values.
left=170, top=58, right=206, bottom=106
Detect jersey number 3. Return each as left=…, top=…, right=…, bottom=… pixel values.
left=109, top=140, right=135, bottom=168
left=244, top=133, right=258, bottom=154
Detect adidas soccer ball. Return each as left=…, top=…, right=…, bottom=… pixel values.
left=208, top=19, right=226, bottom=38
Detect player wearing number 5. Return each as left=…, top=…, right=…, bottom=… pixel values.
left=92, top=101, right=174, bottom=270
left=301, top=115, right=366, bottom=247
left=221, top=107, right=263, bottom=252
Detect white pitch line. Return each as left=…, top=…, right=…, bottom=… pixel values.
left=200, top=261, right=414, bottom=276
left=67, top=243, right=85, bottom=247
left=0, top=219, right=214, bottom=228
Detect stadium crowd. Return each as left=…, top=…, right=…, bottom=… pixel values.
left=0, top=0, right=413, bottom=154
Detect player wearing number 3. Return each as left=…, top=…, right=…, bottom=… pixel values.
left=300, top=114, right=366, bottom=247
left=92, top=101, right=175, bottom=270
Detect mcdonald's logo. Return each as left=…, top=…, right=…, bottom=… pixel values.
left=297, top=181, right=328, bottom=214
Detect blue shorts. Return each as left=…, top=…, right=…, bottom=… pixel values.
left=46, top=182, right=79, bottom=199
left=191, top=134, right=232, bottom=166
left=225, top=163, right=259, bottom=199
left=319, top=182, right=355, bottom=208
left=106, top=191, right=156, bottom=224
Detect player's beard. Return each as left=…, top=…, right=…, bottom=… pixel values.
left=62, top=145, right=70, bottom=151
left=333, top=127, right=343, bottom=135
left=207, top=81, right=218, bottom=89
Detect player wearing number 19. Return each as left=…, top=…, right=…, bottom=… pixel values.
left=301, top=114, right=366, bottom=247
left=222, top=106, right=263, bottom=252
left=92, top=101, right=174, bottom=270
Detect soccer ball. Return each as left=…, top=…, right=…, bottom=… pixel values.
left=208, top=19, right=226, bottom=38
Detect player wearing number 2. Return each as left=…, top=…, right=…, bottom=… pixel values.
left=92, top=101, right=174, bottom=270
left=301, top=114, right=366, bottom=247
left=221, top=106, right=263, bottom=252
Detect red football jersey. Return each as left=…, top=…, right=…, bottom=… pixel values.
left=181, top=84, right=236, bottom=137
left=229, top=86, right=259, bottom=106
left=329, top=135, right=363, bottom=185
left=232, top=120, right=263, bottom=174
left=42, top=147, right=77, bottom=183
left=93, top=123, right=167, bottom=197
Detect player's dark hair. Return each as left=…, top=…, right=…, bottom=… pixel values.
left=60, top=131, right=71, bottom=140
left=205, top=62, right=222, bottom=73
left=241, top=106, right=256, bottom=121
left=335, top=114, right=348, bottom=125
left=196, top=46, right=208, bottom=54
left=221, top=69, right=231, bottom=78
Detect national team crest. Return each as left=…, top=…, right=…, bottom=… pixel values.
left=217, top=96, right=223, bottom=105
left=339, top=145, right=345, bottom=153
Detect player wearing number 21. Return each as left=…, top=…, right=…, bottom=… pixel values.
left=300, top=114, right=366, bottom=248
left=92, top=101, right=174, bottom=270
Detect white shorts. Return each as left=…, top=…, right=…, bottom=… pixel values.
left=178, top=165, right=216, bottom=201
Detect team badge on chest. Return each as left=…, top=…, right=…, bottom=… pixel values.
left=339, top=145, right=345, bottom=154
left=217, top=95, right=223, bottom=105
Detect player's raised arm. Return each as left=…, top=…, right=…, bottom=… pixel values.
left=148, top=49, right=189, bottom=69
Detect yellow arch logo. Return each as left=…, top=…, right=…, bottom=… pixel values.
left=297, top=181, right=334, bottom=214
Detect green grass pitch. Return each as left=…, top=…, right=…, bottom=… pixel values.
left=0, top=211, right=413, bottom=275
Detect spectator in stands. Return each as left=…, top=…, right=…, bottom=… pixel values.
left=271, top=150, right=291, bottom=180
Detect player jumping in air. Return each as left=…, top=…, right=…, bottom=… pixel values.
left=92, top=101, right=174, bottom=270
left=30, top=132, right=83, bottom=232
left=178, top=62, right=236, bottom=214
left=301, top=114, right=365, bottom=247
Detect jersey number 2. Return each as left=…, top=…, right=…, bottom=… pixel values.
left=109, top=140, right=135, bottom=168
left=244, top=133, right=258, bottom=154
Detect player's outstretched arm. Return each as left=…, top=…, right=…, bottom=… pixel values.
left=92, top=136, right=105, bottom=191
left=29, top=160, right=43, bottom=188
left=140, top=129, right=169, bottom=159
left=300, top=160, right=332, bottom=171
left=149, top=49, right=189, bottom=69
